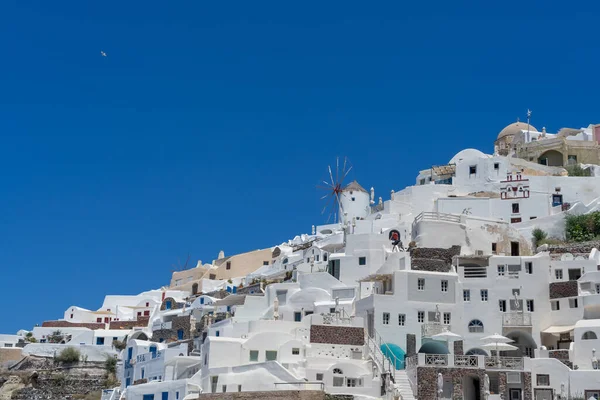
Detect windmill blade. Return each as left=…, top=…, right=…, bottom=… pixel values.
left=328, top=165, right=335, bottom=186
left=342, top=157, right=347, bottom=179
left=336, top=156, right=340, bottom=186
left=320, top=193, right=329, bottom=200
left=342, top=165, right=353, bottom=182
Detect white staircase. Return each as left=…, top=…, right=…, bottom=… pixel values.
left=393, top=370, right=416, bottom=400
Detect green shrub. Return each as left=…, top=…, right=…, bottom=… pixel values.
left=105, top=356, right=117, bottom=374
left=565, top=165, right=591, bottom=177
left=112, top=338, right=127, bottom=351
left=565, top=212, right=600, bottom=242
left=531, top=228, right=548, bottom=247
left=56, top=347, right=81, bottom=363
left=47, top=330, right=64, bottom=344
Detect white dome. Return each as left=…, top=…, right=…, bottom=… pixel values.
left=449, top=148, right=488, bottom=165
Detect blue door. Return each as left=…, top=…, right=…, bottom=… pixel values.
left=125, top=378, right=131, bottom=387
left=162, top=392, right=169, bottom=400
left=142, top=395, right=154, bottom=400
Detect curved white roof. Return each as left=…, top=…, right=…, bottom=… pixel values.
left=449, top=148, right=489, bottom=164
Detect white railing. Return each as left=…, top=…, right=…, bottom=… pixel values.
left=425, top=354, right=448, bottom=366
left=413, top=211, right=462, bottom=225
left=405, top=355, right=418, bottom=395
left=502, top=312, right=532, bottom=327
left=321, top=310, right=354, bottom=325
left=136, top=350, right=164, bottom=364
left=454, top=355, right=479, bottom=367
left=484, top=356, right=524, bottom=370
left=365, top=327, right=400, bottom=383
left=152, top=320, right=172, bottom=331
left=421, top=323, right=452, bottom=337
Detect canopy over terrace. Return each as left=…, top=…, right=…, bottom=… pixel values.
left=358, top=274, right=393, bottom=294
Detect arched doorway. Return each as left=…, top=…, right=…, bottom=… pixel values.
left=538, top=150, right=564, bottom=167
left=504, top=330, right=537, bottom=358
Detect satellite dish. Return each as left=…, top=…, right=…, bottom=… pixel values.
left=561, top=253, right=574, bottom=261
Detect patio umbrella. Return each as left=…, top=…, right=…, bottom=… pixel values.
left=481, top=333, right=513, bottom=343
left=432, top=331, right=462, bottom=354
left=481, top=342, right=518, bottom=352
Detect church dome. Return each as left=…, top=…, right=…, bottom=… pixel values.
left=449, top=148, right=488, bottom=165
left=497, top=121, right=538, bottom=141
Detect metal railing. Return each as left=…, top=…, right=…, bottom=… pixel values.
left=502, top=312, right=532, bottom=327
left=484, top=356, right=524, bottom=370
left=413, top=211, right=462, bottom=225
left=405, top=355, right=418, bottom=395
left=365, top=327, right=400, bottom=383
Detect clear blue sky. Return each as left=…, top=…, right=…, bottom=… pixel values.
left=1, top=1, right=598, bottom=332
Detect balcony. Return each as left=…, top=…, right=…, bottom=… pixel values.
left=502, top=312, right=532, bottom=327
left=415, top=354, right=524, bottom=371
left=421, top=323, right=451, bottom=338
left=484, top=356, right=524, bottom=370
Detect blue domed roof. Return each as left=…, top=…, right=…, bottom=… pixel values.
left=381, top=343, right=405, bottom=370
left=418, top=340, right=449, bottom=354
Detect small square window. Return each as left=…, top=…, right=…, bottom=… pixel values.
left=249, top=350, right=259, bottom=362
left=265, top=351, right=278, bottom=361
left=498, top=265, right=505, bottom=276
left=555, top=269, right=563, bottom=280
left=292, top=348, right=300, bottom=355
left=494, top=162, right=500, bottom=170
left=551, top=300, right=560, bottom=311
left=443, top=312, right=451, bottom=325
left=358, top=257, right=367, bottom=266
left=569, top=298, right=578, bottom=308
left=417, top=311, right=424, bottom=323
left=536, top=374, right=550, bottom=386
left=492, top=243, right=497, bottom=253
left=383, top=312, right=390, bottom=325
left=469, top=165, right=477, bottom=175
left=481, top=289, right=488, bottom=302
left=527, top=299, right=534, bottom=312
left=463, top=290, right=470, bottom=302
left=512, top=203, right=520, bottom=213
left=499, top=300, right=506, bottom=312
left=418, top=278, right=425, bottom=291
left=398, top=314, right=405, bottom=326
left=441, top=280, right=448, bottom=292
left=226, top=261, right=231, bottom=270
left=316, top=373, right=323, bottom=381
left=525, top=262, right=533, bottom=274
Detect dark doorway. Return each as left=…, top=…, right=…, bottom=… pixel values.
left=511, top=242, right=520, bottom=256
left=509, top=388, right=522, bottom=400
left=473, top=377, right=481, bottom=400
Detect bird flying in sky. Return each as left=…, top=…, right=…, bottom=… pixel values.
left=100, top=51, right=107, bottom=57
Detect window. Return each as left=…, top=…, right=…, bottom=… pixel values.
left=536, top=374, right=550, bottom=386
left=316, top=255, right=319, bottom=262
left=209, top=274, right=216, bottom=280
left=525, top=262, right=532, bottom=274
left=316, top=373, right=323, bottom=381
left=333, top=368, right=344, bottom=387
left=441, top=280, right=448, bottom=292
left=511, top=217, right=522, bottom=223
left=276, top=290, right=287, bottom=304
left=569, top=268, right=582, bottom=280
left=419, top=178, right=426, bottom=185
left=222, top=385, right=227, bottom=393
left=323, top=253, right=328, bottom=261
left=481, top=289, right=488, bottom=301
left=215, top=330, right=220, bottom=337
left=526, top=300, right=535, bottom=312
left=177, top=329, right=184, bottom=340
left=238, top=385, right=242, bottom=392
left=463, top=290, right=470, bottom=302
left=530, top=216, right=537, bottom=220
left=137, top=312, right=142, bottom=317
left=249, top=350, right=259, bottom=362
left=555, top=269, right=563, bottom=280
left=551, top=300, right=560, bottom=311
left=347, top=378, right=361, bottom=387
left=491, top=243, right=497, bottom=253
left=418, top=278, right=425, bottom=291
left=263, top=261, right=269, bottom=266
left=4, top=344, right=13, bottom=348
left=494, top=162, right=500, bottom=170
left=96, top=337, right=105, bottom=345
left=468, top=319, right=484, bottom=333
left=70, top=314, right=73, bottom=319
left=568, top=155, right=577, bottom=164
left=443, top=313, right=451, bottom=325
left=417, top=311, right=424, bottom=323
left=597, top=284, right=600, bottom=294
left=294, top=312, right=302, bottom=322
left=383, top=313, right=390, bottom=325
left=358, top=257, right=366, bottom=266
left=226, top=261, right=231, bottom=270
left=398, top=314, right=405, bottom=326
left=304, top=310, right=313, bottom=317
left=469, top=165, right=477, bottom=175
left=582, top=331, right=598, bottom=340
left=292, top=348, right=300, bottom=355
left=96, top=318, right=102, bottom=323
left=499, top=300, right=506, bottom=312
left=569, top=298, right=578, bottom=308
left=511, top=241, right=520, bottom=256
left=497, top=265, right=505, bottom=276
left=512, top=203, right=520, bottom=213
left=265, top=351, right=277, bottom=361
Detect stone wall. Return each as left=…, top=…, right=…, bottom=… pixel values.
left=309, top=325, right=364, bottom=346
left=406, top=334, right=416, bottom=357
left=109, top=316, right=149, bottom=329
left=498, top=372, right=506, bottom=397
left=160, top=297, right=185, bottom=311
left=546, top=240, right=600, bottom=255
left=453, top=340, right=463, bottom=356
left=523, top=372, right=532, bottom=400
left=41, top=321, right=105, bottom=330
left=549, top=281, right=578, bottom=299
left=236, top=283, right=262, bottom=295
left=417, top=366, right=485, bottom=400
left=151, top=315, right=193, bottom=352
left=410, top=245, right=461, bottom=273
left=197, top=391, right=335, bottom=400
left=10, top=374, right=107, bottom=400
